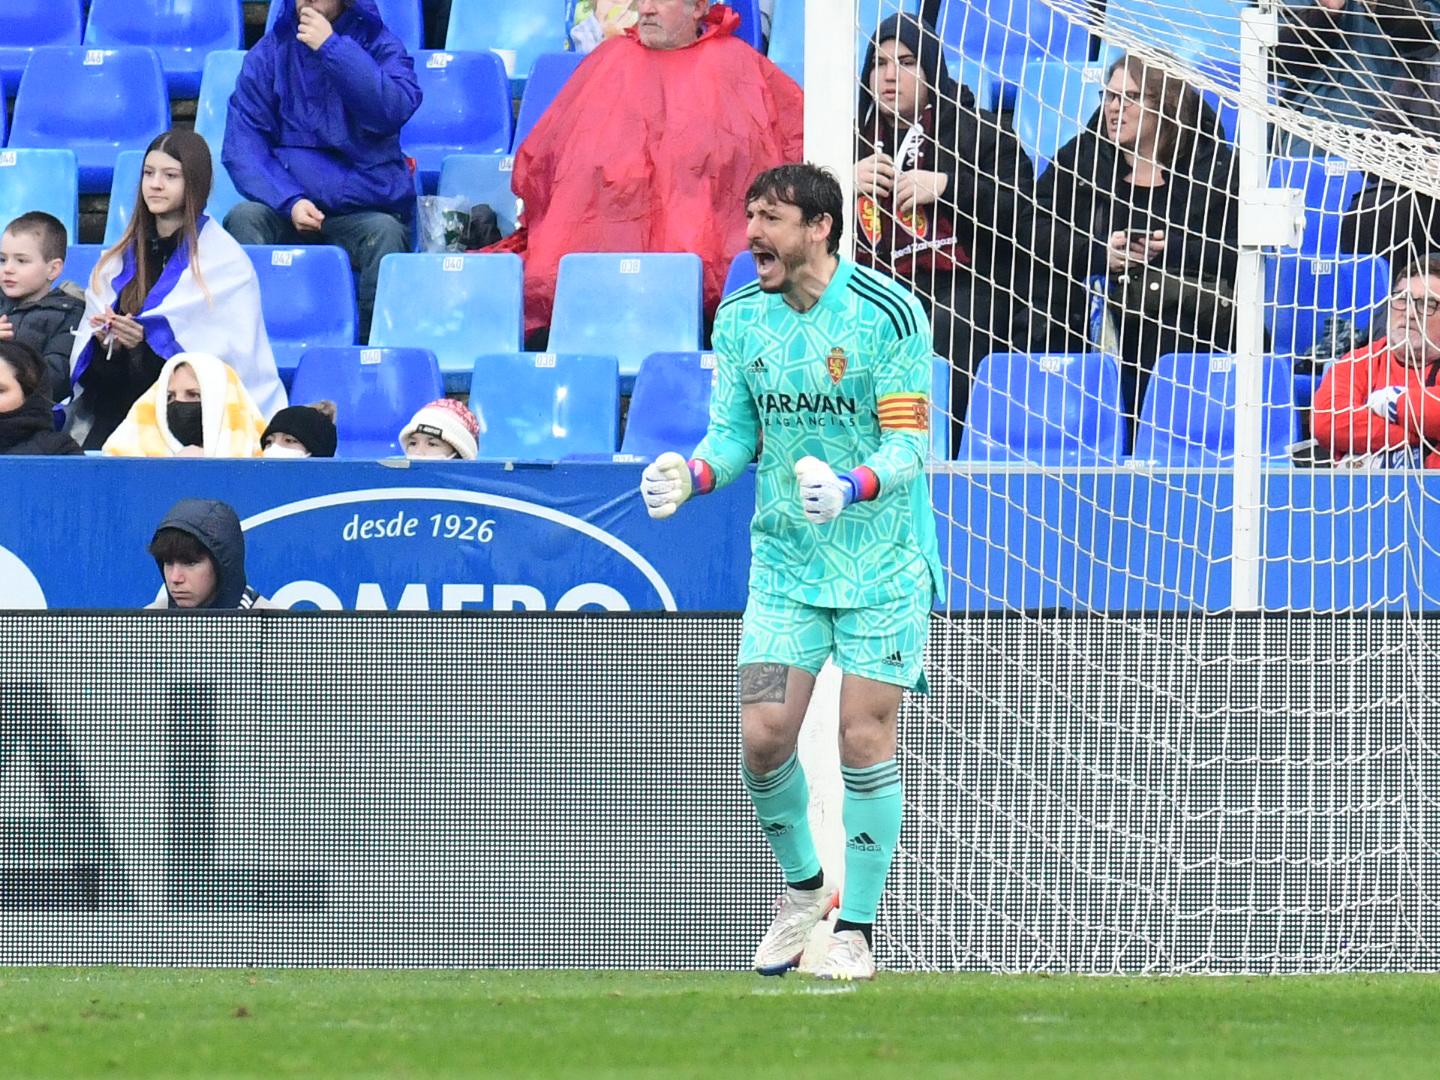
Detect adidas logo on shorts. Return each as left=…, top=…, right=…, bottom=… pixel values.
left=881, top=650, right=903, bottom=667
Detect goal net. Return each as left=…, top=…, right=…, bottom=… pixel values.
left=838, top=0, right=1440, bottom=972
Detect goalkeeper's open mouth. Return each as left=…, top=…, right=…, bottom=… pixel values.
left=751, top=246, right=779, bottom=280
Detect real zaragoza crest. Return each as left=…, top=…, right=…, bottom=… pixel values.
left=827, top=347, right=847, bottom=384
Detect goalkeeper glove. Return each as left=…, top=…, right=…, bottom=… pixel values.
left=795, top=456, right=860, bottom=524
left=1366, top=385, right=1405, bottom=425
left=641, top=451, right=693, bottom=519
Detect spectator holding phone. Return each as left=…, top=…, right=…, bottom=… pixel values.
left=1031, top=54, right=1238, bottom=424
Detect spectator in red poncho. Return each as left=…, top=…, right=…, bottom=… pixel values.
left=1313, top=254, right=1440, bottom=469
left=510, top=1, right=803, bottom=340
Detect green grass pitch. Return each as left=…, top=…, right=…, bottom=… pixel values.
left=3, top=969, right=1439, bottom=1078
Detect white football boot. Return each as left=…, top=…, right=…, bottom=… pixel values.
left=811, top=929, right=876, bottom=981
left=752, top=885, right=839, bottom=975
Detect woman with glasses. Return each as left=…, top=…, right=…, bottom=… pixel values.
left=1029, top=54, right=1238, bottom=429
left=1313, top=254, right=1440, bottom=468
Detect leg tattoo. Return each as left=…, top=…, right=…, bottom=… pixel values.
left=738, top=663, right=788, bottom=705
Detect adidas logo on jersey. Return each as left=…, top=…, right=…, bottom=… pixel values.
left=881, top=650, right=904, bottom=667
left=748, top=357, right=767, bottom=373
left=846, top=832, right=882, bottom=852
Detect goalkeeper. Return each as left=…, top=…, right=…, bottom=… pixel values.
left=639, top=163, right=942, bottom=981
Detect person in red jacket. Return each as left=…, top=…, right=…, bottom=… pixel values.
left=1313, top=254, right=1440, bottom=468
left=510, top=1, right=803, bottom=340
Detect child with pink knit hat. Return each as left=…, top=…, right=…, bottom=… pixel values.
left=400, top=398, right=484, bottom=460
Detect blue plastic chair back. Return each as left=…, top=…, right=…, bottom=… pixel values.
left=9, top=47, right=170, bottom=195
left=471, top=352, right=619, bottom=459
left=931, top=355, right=951, bottom=460
left=0, top=150, right=80, bottom=240
left=403, top=51, right=514, bottom=189
left=958, top=352, right=1124, bottom=465
left=267, top=0, right=423, bottom=50
left=246, top=245, right=359, bottom=383
left=729, top=0, right=764, bottom=50
left=437, top=154, right=520, bottom=236
left=445, top=0, right=570, bottom=83
left=1014, top=60, right=1105, bottom=174
left=61, top=244, right=108, bottom=292
left=1101, top=0, right=1244, bottom=65
left=194, top=49, right=247, bottom=224
left=0, top=0, right=83, bottom=98
left=1134, top=352, right=1296, bottom=465
left=85, top=0, right=241, bottom=97
left=511, top=52, right=585, bottom=152
left=768, top=0, right=804, bottom=67
left=620, top=351, right=716, bottom=459
left=289, top=345, right=444, bottom=457
left=723, top=250, right=758, bottom=296
left=937, top=0, right=1090, bottom=104
left=1268, top=157, right=1367, bottom=257
left=103, top=149, right=144, bottom=246
left=1266, top=252, right=1390, bottom=357
left=549, top=253, right=704, bottom=381
left=369, top=253, right=525, bottom=389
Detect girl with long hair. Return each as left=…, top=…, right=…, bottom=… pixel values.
left=66, top=129, right=285, bottom=448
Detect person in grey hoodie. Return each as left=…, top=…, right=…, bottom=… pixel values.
left=145, top=499, right=275, bottom=610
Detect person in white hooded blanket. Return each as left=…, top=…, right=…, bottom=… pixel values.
left=66, top=129, right=285, bottom=449
left=103, top=352, right=268, bottom=458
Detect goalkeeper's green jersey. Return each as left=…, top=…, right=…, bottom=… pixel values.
left=693, top=257, right=943, bottom=609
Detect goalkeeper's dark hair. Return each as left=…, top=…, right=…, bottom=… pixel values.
left=745, top=164, right=844, bottom=255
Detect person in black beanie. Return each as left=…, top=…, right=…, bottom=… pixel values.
left=260, top=399, right=338, bottom=458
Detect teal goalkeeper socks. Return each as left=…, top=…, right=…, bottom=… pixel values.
left=742, top=753, right=822, bottom=885
left=839, top=760, right=902, bottom=923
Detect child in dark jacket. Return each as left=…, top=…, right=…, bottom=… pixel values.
left=0, top=212, right=85, bottom=405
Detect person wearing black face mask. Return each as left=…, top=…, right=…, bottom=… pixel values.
left=101, top=352, right=269, bottom=457
left=0, top=341, right=82, bottom=455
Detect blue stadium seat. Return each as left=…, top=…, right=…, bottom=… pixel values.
left=1268, top=157, right=1367, bottom=257
left=437, top=154, right=520, bottom=236
left=549, top=253, right=704, bottom=383
left=1101, top=0, right=1244, bottom=65
left=369, top=253, right=525, bottom=391
left=729, top=0, right=764, bottom=51
left=1266, top=252, right=1390, bottom=358
left=84, top=0, right=242, bottom=98
left=9, top=47, right=170, bottom=195
left=403, top=51, right=513, bottom=191
left=931, top=356, right=951, bottom=460
left=470, top=352, right=619, bottom=460
left=620, top=351, right=716, bottom=460
left=1133, top=351, right=1296, bottom=466
left=958, top=352, right=1125, bottom=465
left=289, top=346, right=443, bottom=458
left=246, top=245, right=359, bottom=386
left=444, top=0, right=570, bottom=83
left=103, top=149, right=143, bottom=246
left=0, top=1, right=84, bottom=100
left=61, top=244, right=107, bottom=292
left=265, top=0, right=424, bottom=51
left=768, top=0, right=804, bottom=68
left=194, top=49, right=247, bottom=225
left=0, top=150, right=80, bottom=240
left=723, top=250, right=758, bottom=296
left=511, top=52, right=585, bottom=152
left=1014, top=60, right=1105, bottom=174
left=936, top=0, right=1090, bottom=105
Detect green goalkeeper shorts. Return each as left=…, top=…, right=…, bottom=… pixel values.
left=737, top=587, right=931, bottom=693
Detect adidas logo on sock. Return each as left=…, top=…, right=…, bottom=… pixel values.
left=762, top=822, right=789, bottom=835
left=881, top=650, right=903, bottom=667
left=846, top=832, right=882, bottom=852
left=748, top=356, right=767, bottom=373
